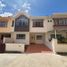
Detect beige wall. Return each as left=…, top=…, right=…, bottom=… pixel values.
left=30, top=18, right=54, bottom=33
left=5, top=43, right=25, bottom=52
left=0, top=27, right=14, bottom=33
left=44, top=31, right=67, bottom=51
left=52, top=39, right=67, bottom=53
left=0, top=19, right=14, bottom=33
left=45, top=33, right=53, bottom=50
left=11, top=32, right=30, bottom=45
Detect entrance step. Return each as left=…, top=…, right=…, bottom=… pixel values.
left=25, top=44, right=52, bottom=53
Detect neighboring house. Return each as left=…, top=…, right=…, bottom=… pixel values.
left=0, top=12, right=67, bottom=53
left=0, top=16, right=14, bottom=40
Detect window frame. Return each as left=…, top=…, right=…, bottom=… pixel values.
left=0, top=22, right=7, bottom=27
left=15, top=16, right=29, bottom=27
left=16, top=34, right=26, bottom=39
left=36, top=35, right=43, bottom=40
left=33, top=19, right=44, bottom=27
left=48, top=20, right=52, bottom=22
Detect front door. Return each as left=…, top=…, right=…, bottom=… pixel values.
left=30, top=34, right=35, bottom=44
left=30, top=34, right=44, bottom=44
left=35, top=34, right=44, bottom=44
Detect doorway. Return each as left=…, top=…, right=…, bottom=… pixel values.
left=30, top=33, right=45, bottom=44
left=0, top=33, right=11, bottom=41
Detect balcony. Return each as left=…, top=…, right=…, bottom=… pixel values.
left=53, top=25, right=67, bottom=30
left=15, top=27, right=29, bottom=32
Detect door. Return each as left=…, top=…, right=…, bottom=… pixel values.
left=30, top=34, right=35, bottom=44
left=35, top=34, right=44, bottom=44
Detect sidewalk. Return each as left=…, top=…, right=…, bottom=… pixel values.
left=0, top=53, right=67, bottom=67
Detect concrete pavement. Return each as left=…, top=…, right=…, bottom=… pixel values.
left=0, top=53, right=67, bottom=67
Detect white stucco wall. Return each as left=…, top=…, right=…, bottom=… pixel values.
left=30, top=18, right=54, bottom=33
left=45, top=33, right=53, bottom=50
left=11, top=32, right=30, bottom=45
left=5, top=43, right=25, bottom=52
left=44, top=19, right=54, bottom=32
left=52, top=39, right=67, bottom=52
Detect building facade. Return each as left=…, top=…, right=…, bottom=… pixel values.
left=0, top=12, right=67, bottom=52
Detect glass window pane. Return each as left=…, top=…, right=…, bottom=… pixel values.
left=36, top=35, right=43, bottom=40
left=33, top=19, right=43, bottom=27
left=0, top=22, right=7, bottom=27
left=16, top=34, right=25, bottom=39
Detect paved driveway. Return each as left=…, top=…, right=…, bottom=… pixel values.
left=25, top=44, right=51, bottom=53
left=0, top=53, right=67, bottom=67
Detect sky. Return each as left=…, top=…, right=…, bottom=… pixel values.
left=0, top=0, right=67, bottom=17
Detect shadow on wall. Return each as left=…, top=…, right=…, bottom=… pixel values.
left=0, top=40, right=5, bottom=53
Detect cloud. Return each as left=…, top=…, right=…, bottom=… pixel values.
left=0, top=1, right=6, bottom=13
left=0, top=0, right=32, bottom=15
left=25, top=10, right=29, bottom=13
left=0, top=12, right=13, bottom=17
left=22, top=2, right=31, bottom=13
left=13, top=4, right=17, bottom=10
left=17, top=9, right=21, bottom=11
left=15, top=1, right=31, bottom=14
left=0, top=1, right=6, bottom=7
left=22, top=2, right=31, bottom=10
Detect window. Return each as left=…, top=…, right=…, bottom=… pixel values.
left=54, top=18, right=67, bottom=25
left=16, top=34, right=25, bottom=39
left=50, top=34, right=62, bottom=40
left=36, top=35, right=43, bottom=40
left=15, top=16, right=29, bottom=27
left=59, top=19, right=65, bottom=25
left=33, top=19, right=43, bottom=27
left=0, top=22, right=7, bottom=27
left=48, top=20, right=50, bottom=22
left=12, top=21, right=14, bottom=27
left=48, top=20, right=52, bottom=22
left=64, top=19, right=67, bottom=25
left=4, top=34, right=11, bottom=38
left=15, top=15, right=29, bottom=31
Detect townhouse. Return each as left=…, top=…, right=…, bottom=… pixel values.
left=0, top=12, right=67, bottom=53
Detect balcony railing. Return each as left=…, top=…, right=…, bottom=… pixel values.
left=54, top=25, right=67, bottom=26
left=53, top=25, right=67, bottom=30
left=15, top=27, right=29, bottom=31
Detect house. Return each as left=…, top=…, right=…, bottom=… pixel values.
left=0, top=16, right=14, bottom=40
left=0, top=12, right=67, bottom=53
